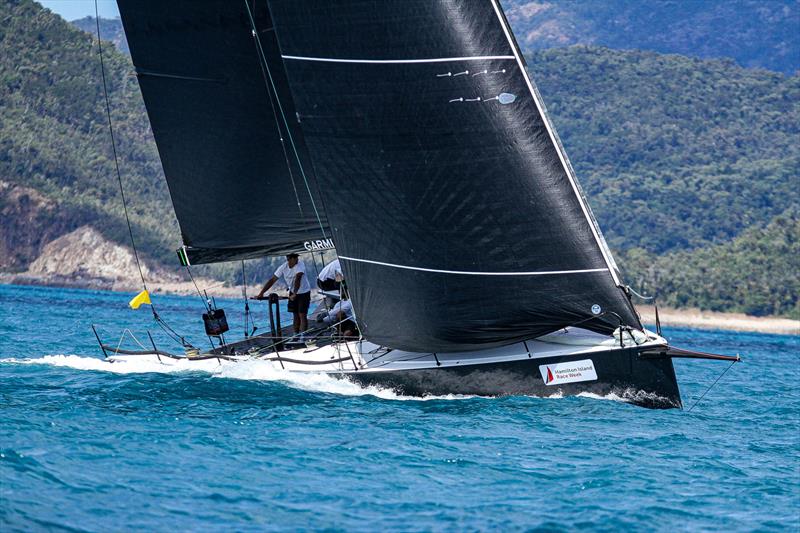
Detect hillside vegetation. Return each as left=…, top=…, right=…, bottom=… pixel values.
left=1, top=0, right=797, bottom=317
left=504, top=0, right=800, bottom=74
left=622, top=211, right=799, bottom=317
left=529, top=46, right=799, bottom=254
left=1, top=0, right=178, bottom=267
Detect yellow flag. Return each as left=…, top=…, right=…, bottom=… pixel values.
left=129, top=290, right=151, bottom=310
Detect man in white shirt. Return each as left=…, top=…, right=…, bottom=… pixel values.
left=317, top=258, right=342, bottom=292
left=317, top=292, right=357, bottom=337
left=256, top=253, right=311, bottom=334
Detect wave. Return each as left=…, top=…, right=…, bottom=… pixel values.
left=0, top=355, right=473, bottom=402
left=577, top=389, right=673, bottom=407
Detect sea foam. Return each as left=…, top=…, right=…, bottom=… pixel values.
left=1, top=355, right=651, bottom=405
left=0, top=354, right=474, bottom=402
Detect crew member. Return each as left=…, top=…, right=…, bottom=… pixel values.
left=317, top=258, right=342, bottom=292
left=256, top=253, right=311, bottom=334
left=317, top=290, right=357, bottom=338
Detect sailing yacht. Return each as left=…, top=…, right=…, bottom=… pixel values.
left=98, top=0, right=738, bottom=408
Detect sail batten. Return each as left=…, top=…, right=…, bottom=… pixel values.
left=338, top=256, right=607, bottom=277
left=280, top=55, right=516, bottom=64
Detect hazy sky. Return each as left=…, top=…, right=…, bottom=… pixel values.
left=37, top=0, right=120, bottom=20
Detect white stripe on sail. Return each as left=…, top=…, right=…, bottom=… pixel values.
left=339, top=256, right=606, bottom=276
left=281, top=55, right=515, bottom=64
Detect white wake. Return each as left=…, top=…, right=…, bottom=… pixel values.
left=1, top=355, right=647, bottom=405
left=0, top=354, right=473, bottom=401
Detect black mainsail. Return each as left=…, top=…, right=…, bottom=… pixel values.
left=265, top=0, right=641, bottom=352
left=117, top=0, right=329, bottom=265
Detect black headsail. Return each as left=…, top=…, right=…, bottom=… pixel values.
left=117, top=0, right=330, bottom=265
left=265, top=0, right=641, bottom=352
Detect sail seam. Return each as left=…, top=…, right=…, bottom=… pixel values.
left=339, top=256, right=606, bottom=276
left=281, top=55, right=515, bottom=64
left=489, top=0, right=622, bottom=286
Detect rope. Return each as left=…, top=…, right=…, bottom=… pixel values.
left=116, top=329, right=147, bottom=353
left=241, top=261, right=248, bottom=298
left=242, top=0, right=327, bottom=237
left=687, top=359, right=737, bottom=412
left=185, top=265, right=211, bottom=312
left=248, top=317, right=356, bottom=357
left=245, top=5, right=304, bottom=218
left=152, top=313, right=191, bottom=348
left=94, top=0, right=147, bottom=292
left=95, top=1, right=203, bottom=353
left=628, top=286, right=655, bottom=301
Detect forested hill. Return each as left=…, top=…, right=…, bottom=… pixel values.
left=623, top=210, right=799, bottom=317
left=2, top=0, right=798, bottom=317
left=1, top=0, right=177, bottom=270
left=70, top=15, right=128, bottom=55
left=529, top=46, right=799, bottom=255
left=504, top=0, right=800, bottom=74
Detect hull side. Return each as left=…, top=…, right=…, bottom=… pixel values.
left=343, top=347, right=681, bottom=409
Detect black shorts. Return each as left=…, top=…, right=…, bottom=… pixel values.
left=317, top=278, right=340, bottom=292
left=287, top=291, right=311, bottom=314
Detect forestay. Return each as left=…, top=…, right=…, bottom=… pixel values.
left=266, top=0, right=641, bottom=352
left=117, top=0, right=330, bottom=264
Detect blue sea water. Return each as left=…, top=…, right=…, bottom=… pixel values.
left=1, top=284, right=798, bottom=532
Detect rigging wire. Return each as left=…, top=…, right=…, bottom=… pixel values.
left=242, top=0, right=327, bottom=237
left=94, top=0, right=147, bottom=292
left=185, top=265, right=211, bottom=312
left=687, top=359, right=738, bottom=412
left=246, top=1, right=349, bottom=336
left=94, top=1, right=194, bottom=350
left=241, top=260, right=249, bottom=337
left=309, top=250, right=332, bottom=312
left=246, top=11, right=305, bottom=218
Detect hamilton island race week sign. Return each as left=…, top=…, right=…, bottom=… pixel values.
left=539, top=359, right=598, bottom=385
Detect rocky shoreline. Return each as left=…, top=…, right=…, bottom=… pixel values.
left=2, top=274, right=797, bottom=337
left=5, top=224, right=797, bottom=336
left=636, top=306, right=798, bottom=336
